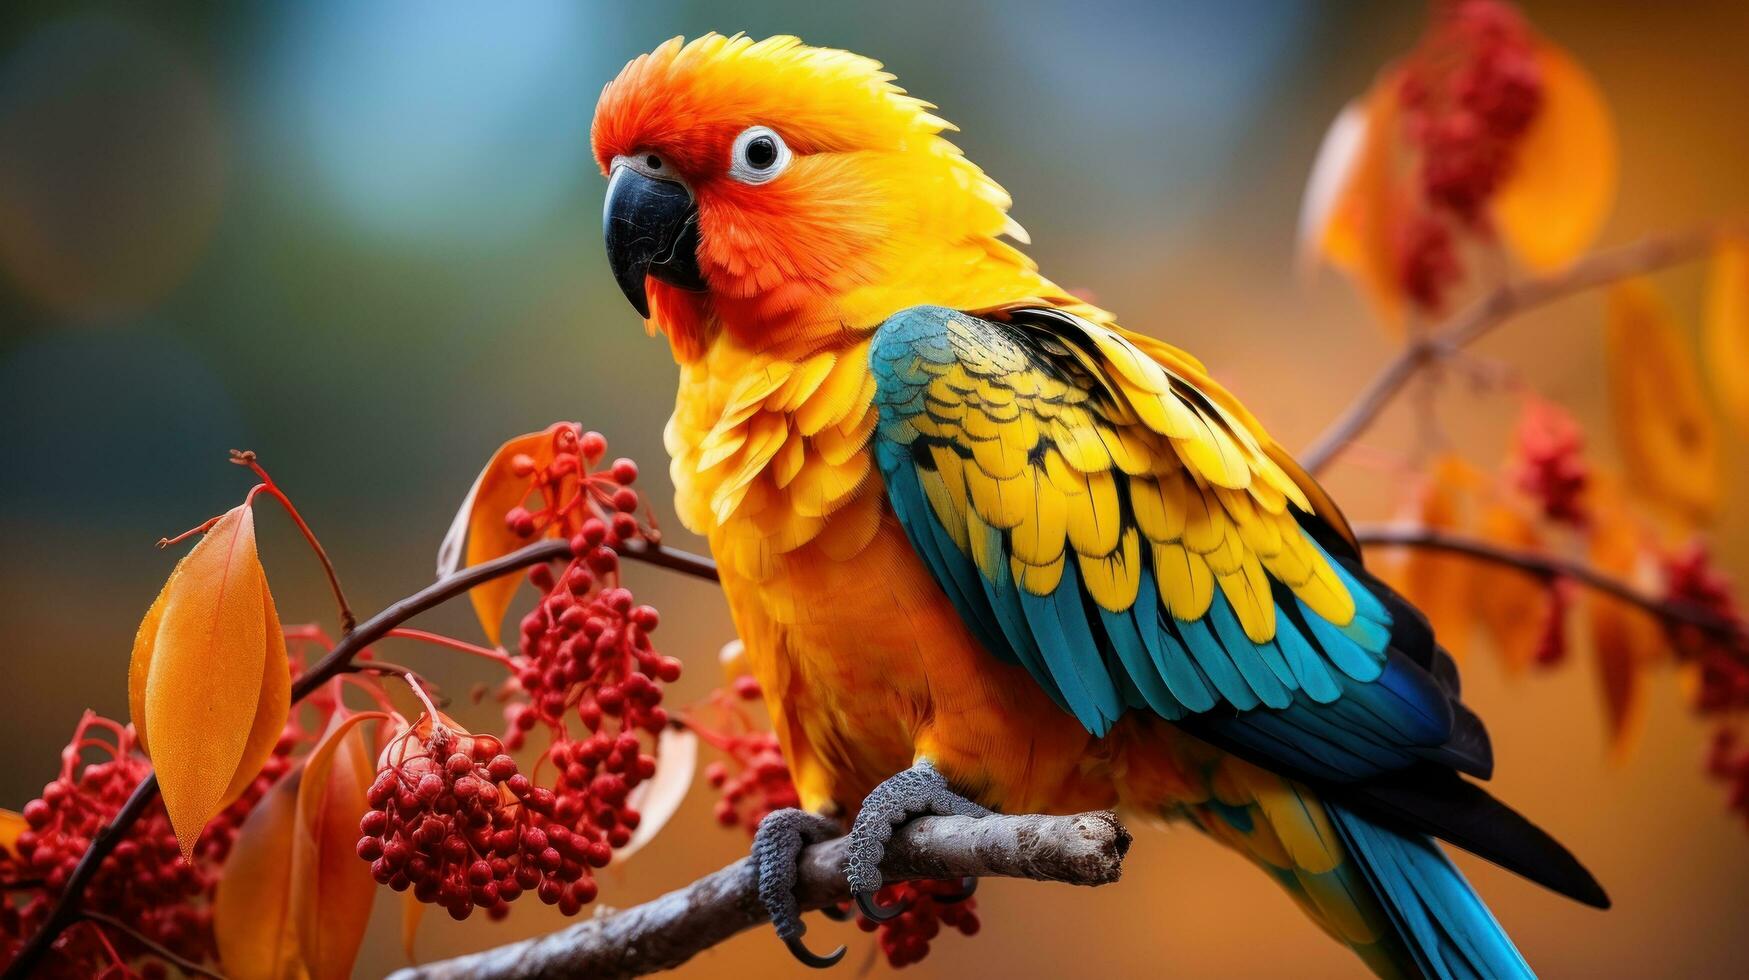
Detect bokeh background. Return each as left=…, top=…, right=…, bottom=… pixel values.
left=3, top=1, right=1747, bottom=976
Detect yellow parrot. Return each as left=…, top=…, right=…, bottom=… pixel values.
left=591, top=34, right=1605, bottom=977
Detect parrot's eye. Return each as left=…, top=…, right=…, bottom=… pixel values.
left=728, top=126, right=790, bottom=184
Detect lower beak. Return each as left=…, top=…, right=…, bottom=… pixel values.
left=602, top=165, right=705, bottom=318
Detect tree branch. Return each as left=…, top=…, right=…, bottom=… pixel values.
left=1300, top=226, right=1722, bottom=475
left=0, top=538, right=575, bottom=980
left=1352, top=522, right=1746, bottom=647
left=388, top=811, right=1131, bottom=980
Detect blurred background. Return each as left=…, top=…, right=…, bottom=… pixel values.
left=2, top=1, right=1746, bottom=976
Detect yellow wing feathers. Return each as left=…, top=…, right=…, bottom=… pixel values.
left=903, top=308, right=1356, bottom=642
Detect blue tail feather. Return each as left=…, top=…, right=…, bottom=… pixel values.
left=1327, top=802, right=1533, bottom=980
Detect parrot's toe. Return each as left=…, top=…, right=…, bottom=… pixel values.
left=844, top=760, right=991, bottom=915
left=752, top=808, right=847, bottom=969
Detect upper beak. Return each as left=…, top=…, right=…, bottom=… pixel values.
left=602, top=165, right=705, bottom=318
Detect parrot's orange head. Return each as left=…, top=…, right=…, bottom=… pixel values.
left=592, top=34, right=1031, bottom=356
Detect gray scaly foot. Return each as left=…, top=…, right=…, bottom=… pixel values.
left=845, top=760, right=990, bottom=920
left=752, top=808, right=846, bottom=968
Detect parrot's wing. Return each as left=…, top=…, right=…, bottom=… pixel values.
left=869, top=302, right=1434, bottom=742
left=868, top=304, right=1607, bottom=908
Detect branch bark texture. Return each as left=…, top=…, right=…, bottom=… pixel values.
left=389, top=811, right=1131, bottom=980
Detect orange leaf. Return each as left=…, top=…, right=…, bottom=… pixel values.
left=1585, top=495, right=1665, bottom=761
left=214, top=769, right=303, bottom=980
left=131, top=505, right=289, bottom=856
left=292, top=709, right=381, bottom=980
left=221, top=566, right=291, bottom=808
left=1704, top=235, right=1749, bottom=433
left=1376, top=456, right=1483, bottom=657
left=1300, top=68, right=1409, bottom=325
left=437, top=426, right=565, bottom=644
left=1605, top=280, right=1721, bottom=525
left=0, top=809, right=24, bottom=859
left=1472, top=502, right=1550, bottom=674
left=127, top=559, right=180, bottom=758
left=616, top=727, right=697, bottom=862
left=1493, top=40, right=1617, bottom=270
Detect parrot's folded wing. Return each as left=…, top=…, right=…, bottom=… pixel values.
left=868, top=303, right=1605, bottom=908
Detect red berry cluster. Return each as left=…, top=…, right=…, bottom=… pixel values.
left=1531, top=578, right=1573, bottom=668
left=1706, top=729, right=1749, bottom=830
left=695, top=677, right=801, bottom=833
left=470, top=426, right=676, bottom=919
left=1394, top=0, right=1545, bottom=309
left=1662, top=543, right=1749, bottom=714
left=853, top=880, right=982, bottom=968
left=1395, top=214, right=1462, bottom=314
left=1511, top=399, right=1590, bottom=527
left=1, top=713, right=293, bottom=977
left=358, top=723, right=610, bottom=920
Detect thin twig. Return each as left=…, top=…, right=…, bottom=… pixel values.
left=388, top=811, right=1131, bottom=980
left=1301, top=226, right=1721, bottom=475
left=1353, top=522, right=1745, bottom=644
left=80, top=910, right=228, bottom=980
left=620, top=538, right=720, bottom=582
left=0, top=537, right=574, bottom=980
left=233, top=450, right=358, bottom=631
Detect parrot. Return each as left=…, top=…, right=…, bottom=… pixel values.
left=590, top=34, right=1607, bottom=978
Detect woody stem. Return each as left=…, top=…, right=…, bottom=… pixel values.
left=1300, top=226, right=1724, bottom=476
left=1351, top=523, right=1746, bottom=650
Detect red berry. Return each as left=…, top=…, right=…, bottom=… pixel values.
left=579, top=431, right=607, bottom=462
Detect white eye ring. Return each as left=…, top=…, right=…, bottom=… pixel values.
left=728, top=126, right=791, bottom=184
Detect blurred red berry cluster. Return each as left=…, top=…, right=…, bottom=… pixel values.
left=1659, top=543, right=1749, bottom=826
left=693, top=677, right=800, bottom=833
left=1531, top=578, right=1574, bottom=667
left=1, top=712, right=294, bottom=977
left=1395, top=0, right=1545, bottom=308
left=1663, top=543, right=1749, bottom=714
left=1511, top=398, right=1590, bottom=527
left=686, top=677, right=982, bottom=969
left=1707, top=729, right=1749, bottom=831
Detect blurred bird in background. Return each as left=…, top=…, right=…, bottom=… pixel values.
left=592, top=33, right=1606, bottom=978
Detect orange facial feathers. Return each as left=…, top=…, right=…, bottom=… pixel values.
left=591, top=34, right=1054, bottom=352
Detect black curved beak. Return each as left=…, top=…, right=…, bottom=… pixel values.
left=603, top=165, right=705, bottom=317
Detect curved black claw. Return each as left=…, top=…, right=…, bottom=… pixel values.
left=856, top=889, right=909, bottom=921
left=936, top=876, right=978, bottom=904
left=785, top=936, right=847, bottom=969
left=819, top=902, right=852, bottom=922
